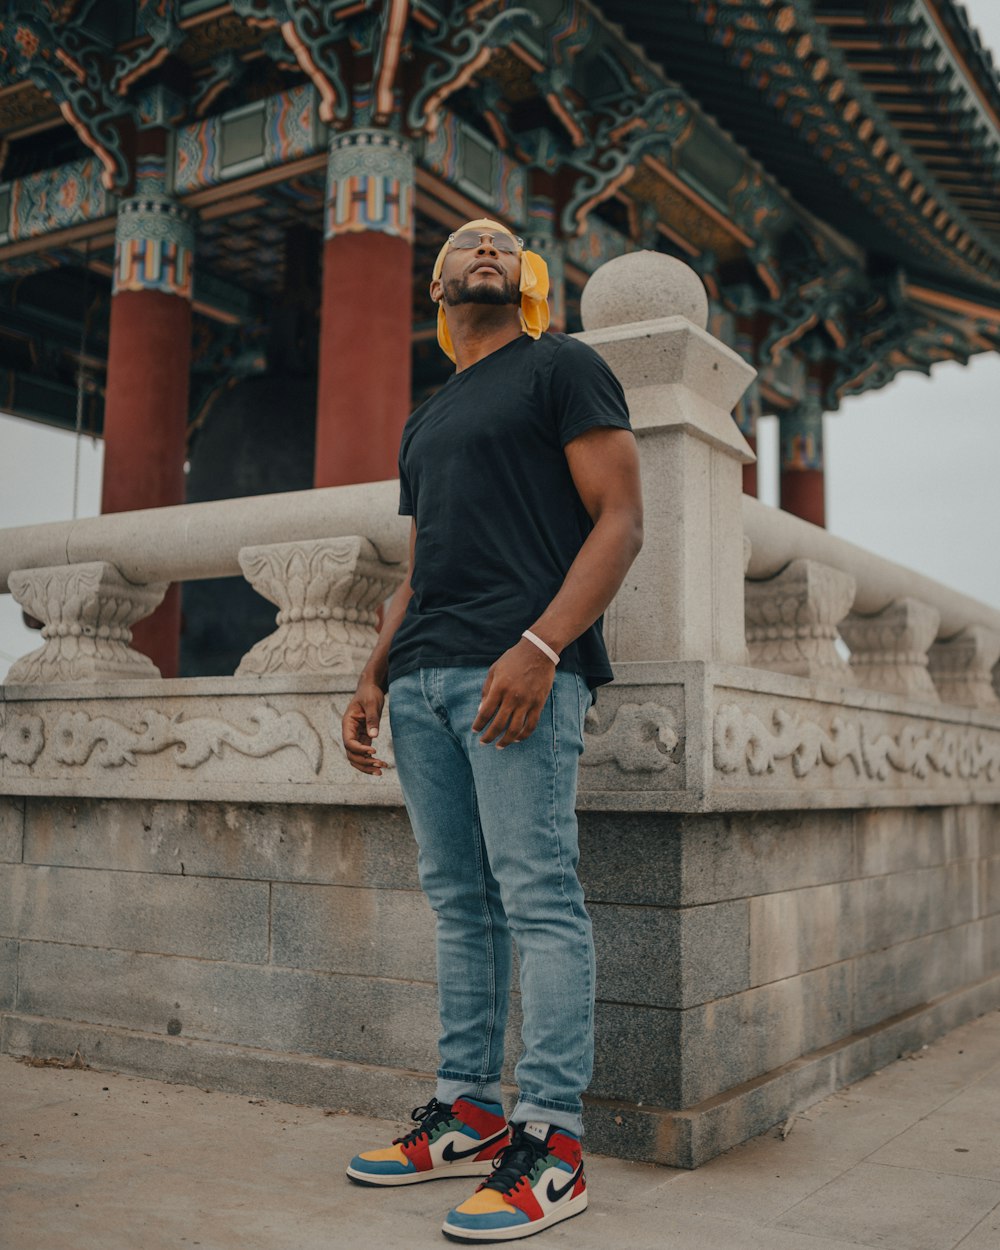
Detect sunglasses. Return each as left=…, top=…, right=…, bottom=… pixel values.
left=447, top=230, right=524, bottom=254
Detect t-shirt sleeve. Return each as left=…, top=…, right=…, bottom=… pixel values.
left=548, top=336, right=632, bottom=447
left=398, top=454, right=413, bottom=516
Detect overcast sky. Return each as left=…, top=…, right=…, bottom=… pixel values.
left=1, top=1, right=999, bottom=680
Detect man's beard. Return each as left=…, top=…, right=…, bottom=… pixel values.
left=442, top=272, right=520, bottom=307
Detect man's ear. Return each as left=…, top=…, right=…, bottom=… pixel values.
left=429, top=276, right=443, bottom=304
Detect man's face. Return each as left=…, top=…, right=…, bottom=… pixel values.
left=435, top=229, right=521, bottom=309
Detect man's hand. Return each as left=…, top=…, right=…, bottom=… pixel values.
left=342, top=678, right=390, bottom=776
left=472, top=638, right=557, bottom=748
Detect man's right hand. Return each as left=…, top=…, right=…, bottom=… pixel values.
left=342, top=679, right=389, bottom=776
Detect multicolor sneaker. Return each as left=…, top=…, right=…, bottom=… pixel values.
left=346, top=1097, right=510, bottom=1186
left=441, top=1121, right=587, bottom=1242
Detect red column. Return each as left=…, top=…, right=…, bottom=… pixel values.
left=779, top=397, right=825, bottom=528
left=101, top=186, right=193, bottom=676
left=315, top=129, right=414, bottom=488
left=742, top=436, right=758, bottom=498
left=315, top=231, right=412, bottom=486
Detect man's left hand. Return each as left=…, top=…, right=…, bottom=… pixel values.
left=472, top=638, right=557, bottom=748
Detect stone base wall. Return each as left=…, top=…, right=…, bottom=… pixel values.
left=2, top=795, right=999, bottom=1167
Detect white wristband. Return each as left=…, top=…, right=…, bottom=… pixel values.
left=521, top=629, right=560, bottom=665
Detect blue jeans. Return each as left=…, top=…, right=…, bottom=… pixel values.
left=388, top=665, right=596, bottom=1138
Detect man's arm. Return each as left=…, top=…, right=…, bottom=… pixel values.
left=472, top=424, right=643, bottom=748
left=342, top=519, right=417, bottom=776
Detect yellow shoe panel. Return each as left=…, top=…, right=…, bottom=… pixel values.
left=358, top=1143, right=408, bottom=1165
left=455, top=1188, right=516, bottom=1215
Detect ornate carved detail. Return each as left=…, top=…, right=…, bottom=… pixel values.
left=325, top=130, right=414, bottom=242
left=581, top=702, right=680, bottom=772
left=237, top=537, right=406, bottom=677
left=0, top=710, right=45, bottom=766
left=6, top=563, right=168, bottom=685
left=928, top=627, right=1000, bottom=710
left=559, top=89, right=691, bottom=237
left=407, top=3, right=538, bottom=137
left=0, top=8, right=131, bottom=190
left=840, top=598, right=941, bottom=701
left=714, top=703, right=1000, bottom=784
left=745, top=559, right=855, bottom=682
left=228, top=0, right=350, bottom=124
left=51, top=706, right=322, bottom=773
left=110, top=0, right=184, bottom=97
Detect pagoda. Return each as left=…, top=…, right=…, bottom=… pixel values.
left=1, top=0, right=998, bottom=675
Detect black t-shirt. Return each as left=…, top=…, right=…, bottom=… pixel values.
left=387, top=332, right=633, bottom=690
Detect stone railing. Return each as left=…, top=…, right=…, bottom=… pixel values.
left=2, top=249, right=1000, bottom=813
left=743, top=496, right=1000, bottom=709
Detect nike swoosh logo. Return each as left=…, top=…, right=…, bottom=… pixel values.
left=440, top=1128, right=508, bottom=1162
left=546, top=1162, right=583, bottom=1203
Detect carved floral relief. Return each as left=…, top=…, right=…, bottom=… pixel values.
left=714, top=702, right=1000, bottom=784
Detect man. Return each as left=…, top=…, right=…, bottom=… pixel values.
left=341, top=218, right=643, bottom=1242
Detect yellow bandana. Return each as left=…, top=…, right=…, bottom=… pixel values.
left=433, top=217, right=550, bottom=363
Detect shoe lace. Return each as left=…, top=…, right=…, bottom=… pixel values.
left=481, top=1129, right=549, bottom=1195
left=392, top=1098, right=455, bottom=1148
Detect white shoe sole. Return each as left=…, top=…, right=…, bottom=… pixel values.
left=346, top=1160, right=495, bottom=1187
left=441, top=1190, right=588, bottom=1241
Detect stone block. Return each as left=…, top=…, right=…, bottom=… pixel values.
left=840, top=597, right=941, bottom=701
left=984, top=859, right=1000, bottom=920
left=854, top=806, right=954, bottom=877
left=578, top=811, right=683, bottom=906
left=0, top=865, right=268, bottom=963
left=861, top=863, right=979, bottom=952
left=592, top=899, right=749, bottom=1008
left=854, top=923, right=986, bottom=1033
left=15, top=941, right=440, bottom=1072
left=744, top=558, right=855, bottom=681
left=588, top=1000, right=681, bottom=1106
left=270, top=883, right=436, bottom=981
left=981, top=807, right=1000, bottom=858
left=749, top=881, right=864, bottom=986
left=0, top=938, right=15, bottom=1010
left=23, top=798, right=421, bottom=890
left=676, top=962, right=854, bottom=1107
left=0, top=798, right=22, bottom=863
left=678, top=810, right=856, bottom=906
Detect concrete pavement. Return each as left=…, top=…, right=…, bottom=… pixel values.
left=2, top=1008, right=999, bottom=1250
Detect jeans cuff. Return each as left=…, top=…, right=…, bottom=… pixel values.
left=511, top=1097, right=584, bottom=1140
left=437, top=1074, right=504, bottom=1108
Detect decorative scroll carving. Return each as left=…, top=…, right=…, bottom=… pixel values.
left=581, top=702, right=680, bottom=772
left=0, top=710, right=45, bottom=766
left=0, top=8, right=131, bottom=190
left=928, top=627, right=1000, bottom=710
left=745, top=559, right=855, bottom=682
left=407, top=4, right=538, bottom=136
left=840, top=598, right=941, bottom=701
left=51, top=707, right=322, bottom=773
left=559, top=89, right=691, bottom=237
left=6, top=563, right=168, bottom=685
left=713, top=703, right=1000, bottom=783
left=237, top=537, right=406, bottom=677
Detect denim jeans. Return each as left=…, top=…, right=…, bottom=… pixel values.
left=388, top=665, right=596, bottom=1138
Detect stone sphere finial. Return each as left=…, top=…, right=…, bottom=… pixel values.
left=580, top=251, right=709, bottom=332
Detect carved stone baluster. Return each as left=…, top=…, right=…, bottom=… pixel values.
left=236, top=537, right=406, bottom=676
left=839, top=598, right=941, bottom=701
left=6, top=562, right=168, bottom=684
left=745, top=559, right=856, bottom=681
left=928, top=626, right=1000, bottom=709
